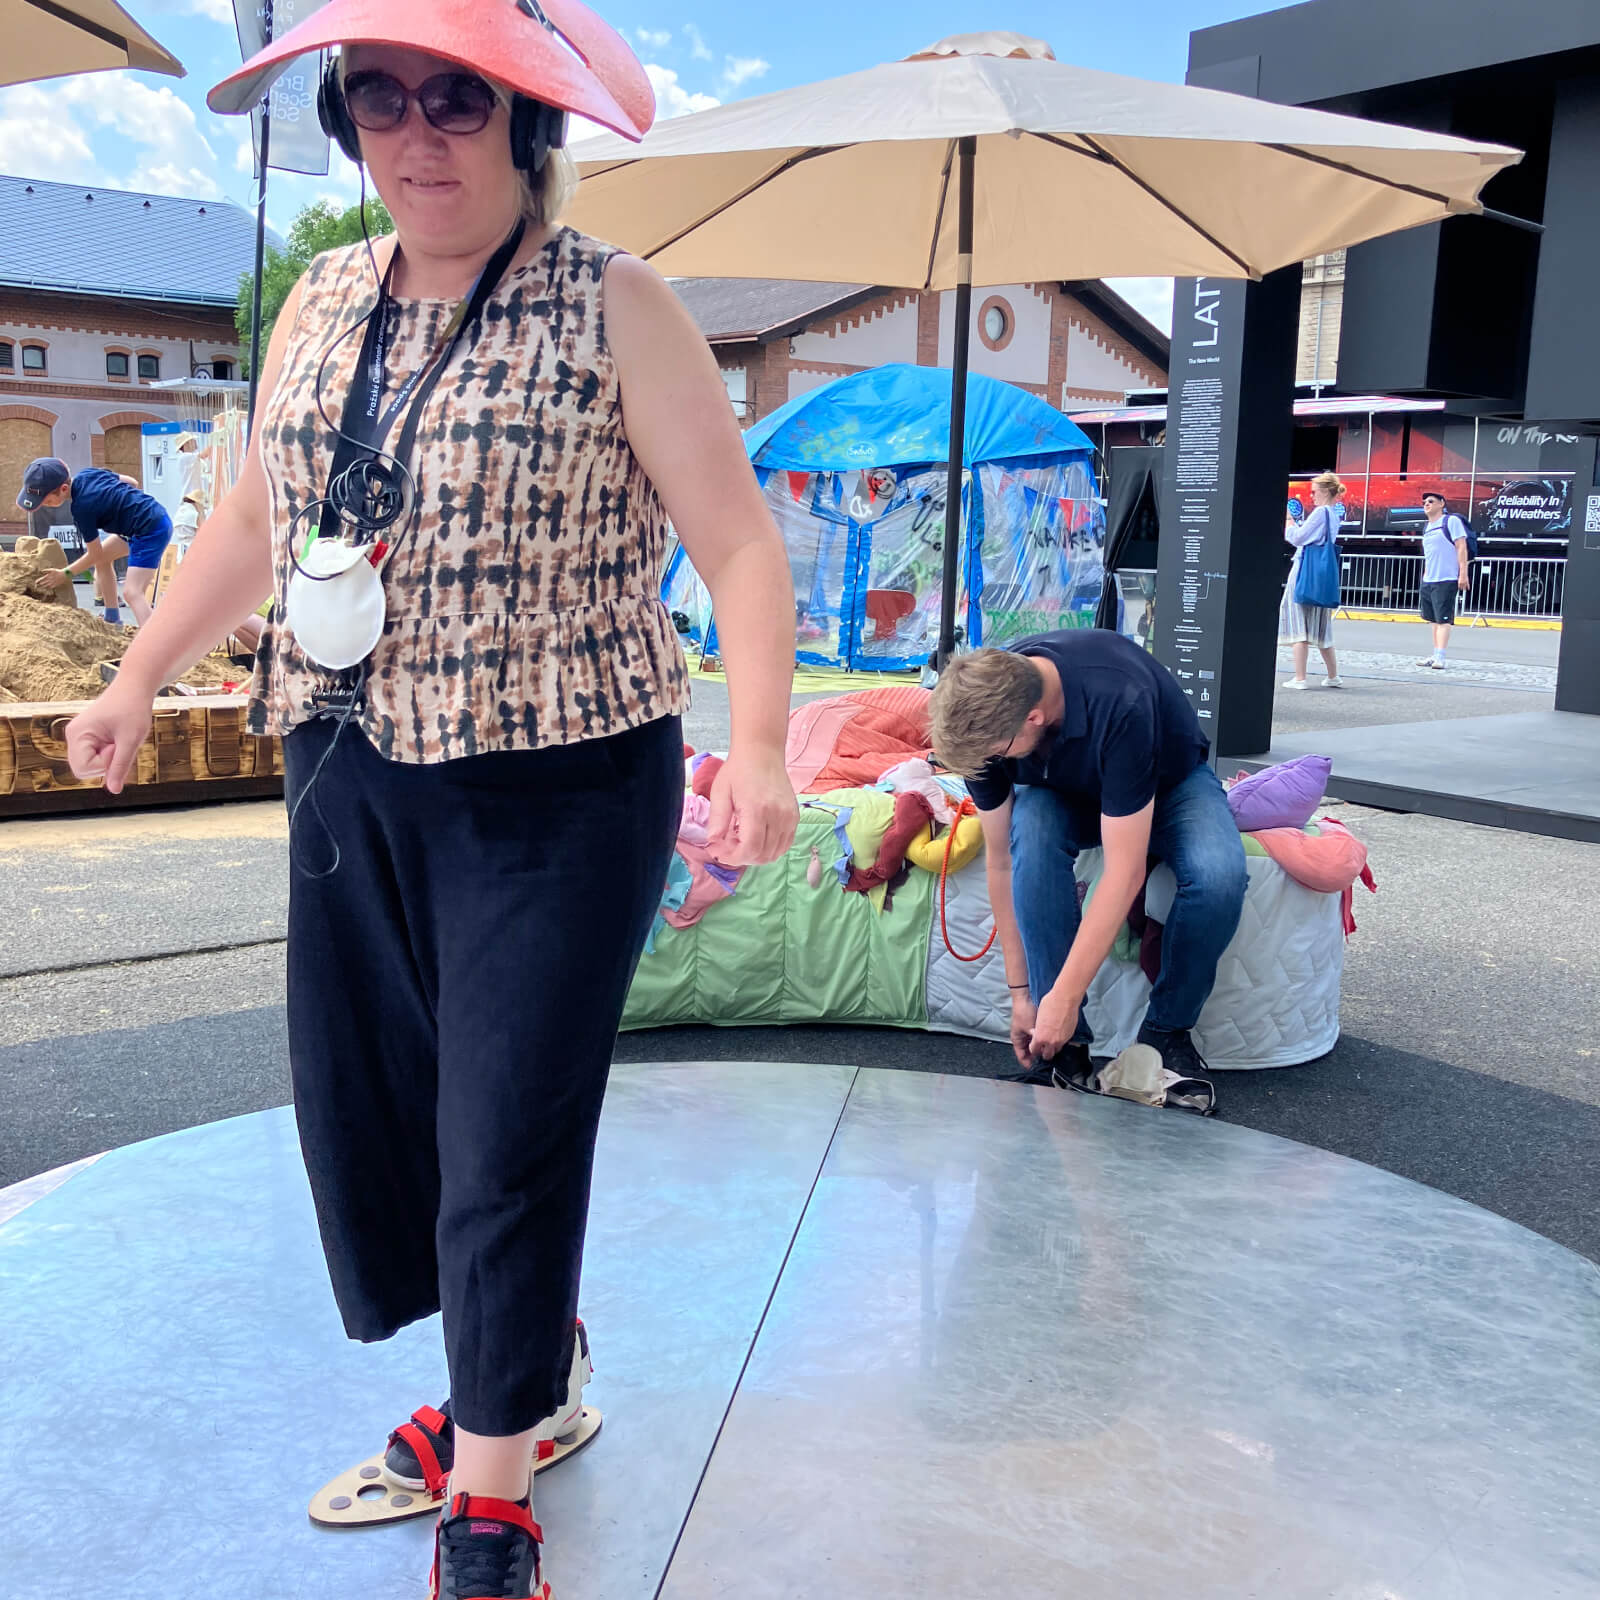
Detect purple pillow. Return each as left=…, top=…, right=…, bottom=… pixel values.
left=1226, top=755, right=1331, bottom=832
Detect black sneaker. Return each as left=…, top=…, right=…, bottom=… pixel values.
left=385, top=1401, right=454, bottom=1493
left=1049, top=1041, right=1099, bottom=1094
left=1000, top=1041, right=1095, bottom=1091
left=1135, top=1026, right=1218, bottom=1116
left=430, top=1493, right=550, bottom=1600
left=387, top=1317, right=593, bottom=1494
left=1000, top=1061, right=1057, bottom=1086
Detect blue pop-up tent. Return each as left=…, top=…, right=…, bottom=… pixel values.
left=663, top=363, right=1103, bottom=670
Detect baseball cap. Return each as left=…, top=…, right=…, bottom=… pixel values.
left=17, top=457, right=70, bottom=512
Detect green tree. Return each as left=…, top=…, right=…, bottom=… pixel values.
left=236, top=197, right=395, bottom=376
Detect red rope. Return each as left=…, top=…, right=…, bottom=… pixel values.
left=938, top=798, right=997, bottom=962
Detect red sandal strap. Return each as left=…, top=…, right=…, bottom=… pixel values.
left=413, top=1404, right=449, bottom=1435
left=391, top=1417, right=450, bottom=1498
left=446, top=1492, right=544, bottom=1545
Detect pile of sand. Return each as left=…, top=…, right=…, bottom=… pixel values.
left=0, top=536, right=76, bottom=605
left=0, top=539, right=238, bottom=703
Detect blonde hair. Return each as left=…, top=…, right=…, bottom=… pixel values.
left=1312, top=471, right=1345, bottom=498
left=335, top=53, right=578, bottom=228
left=487, top=79, right=578, bottom=226
left=929, top=649, right=1043, bottom=778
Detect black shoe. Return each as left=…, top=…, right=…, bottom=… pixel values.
left=1135, top=1026, right=1218, bottom=1116
left=1000, top=1042, right=1095, bottom=1091
left=431, top=1493, right=549, bottom=1600
left=1049, top=1041, right=1099, bottom=1094
left=1000, top=1061, right=1058, bottom=1086
left=385, top=1400, right=454, bottom=1492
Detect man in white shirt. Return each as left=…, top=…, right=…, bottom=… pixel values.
left=1416, top=491, right=1470, bottom=669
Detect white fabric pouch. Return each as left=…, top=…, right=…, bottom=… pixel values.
left=285, top=540, right=386, bottom=670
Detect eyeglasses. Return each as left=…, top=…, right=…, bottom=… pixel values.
left=343, top=70, right=499, bottom=137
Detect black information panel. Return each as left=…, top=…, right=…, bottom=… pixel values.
left=1556, top=435, right=1600, bottom=716
left=1155, top=272, right=1300, bottom=760
left=1156, top=280, right=1242, bottom=748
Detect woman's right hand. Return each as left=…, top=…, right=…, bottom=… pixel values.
left=65, top=683, right=155, bottom=794
left=1009, top=992, right=1038, bottom=1068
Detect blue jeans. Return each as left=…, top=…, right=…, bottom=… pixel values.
left=1009, top=762, right=1248, bottom=1044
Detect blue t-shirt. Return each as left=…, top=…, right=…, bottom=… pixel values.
left=966, top=630, right=1211, bottom=822
left=1422, top=513, right=1469, bottom=583
left=71, top=468, right=169, bottom=547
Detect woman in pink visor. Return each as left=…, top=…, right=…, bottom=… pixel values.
left=64, top=3, right=798, bottom=1595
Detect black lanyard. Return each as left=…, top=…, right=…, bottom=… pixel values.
left=318, top=220, right=527, bottom=545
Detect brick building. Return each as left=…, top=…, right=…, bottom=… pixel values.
left=1298, top=251, right=1346, bottom=389
left=0, top=176, right=262, bottom=539
left=674, top=277, right=1170, bottom=424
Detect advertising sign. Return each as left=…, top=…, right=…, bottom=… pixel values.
left=234, top=0, right=332, bottom=176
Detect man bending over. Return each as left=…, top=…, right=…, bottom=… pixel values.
left=930, top=631, right=1247, bottom=1103
left=18, top=457, right=172, bottom=627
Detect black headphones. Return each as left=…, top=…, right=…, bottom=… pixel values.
left=316, top=55, right=568, bottom=174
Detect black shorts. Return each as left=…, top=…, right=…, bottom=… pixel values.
left=1419, top=580, right=1460, bottom=625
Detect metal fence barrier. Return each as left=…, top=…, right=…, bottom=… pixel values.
left=1335, top=551, right=1565, bottom=620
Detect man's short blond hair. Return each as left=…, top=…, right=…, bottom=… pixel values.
left=929, top=649, right=1042, bottom=777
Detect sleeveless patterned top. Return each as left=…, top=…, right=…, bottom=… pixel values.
left=249, top=227, right=688, bottom=763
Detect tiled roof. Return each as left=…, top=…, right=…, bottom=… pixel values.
left=0, top=175, right=273, bottom=307
left=671, top=277, right=872, bottom=342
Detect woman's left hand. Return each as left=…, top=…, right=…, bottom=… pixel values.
left=707, top=750, right=798, bottom=867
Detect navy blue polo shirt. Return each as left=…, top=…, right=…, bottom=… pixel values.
left=70, top=468, right=169, bottom=547
left=966, top=631, right=1210, bottom=821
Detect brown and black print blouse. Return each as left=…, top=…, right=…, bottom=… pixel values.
left=249, top=227, right=688, bottom=763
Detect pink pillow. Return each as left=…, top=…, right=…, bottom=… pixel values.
left=1226, top=755, right=1331, bottom=832
left=1251, top=822, right=1368, bottom=893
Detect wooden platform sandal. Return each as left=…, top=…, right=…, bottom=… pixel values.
left=309, top=1318, right=600, bottom=1527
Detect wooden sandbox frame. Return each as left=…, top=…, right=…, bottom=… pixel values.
left=0, top=695, right=283, bottom=818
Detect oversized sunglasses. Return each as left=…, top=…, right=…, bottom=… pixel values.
left=342, top=70, right=499, bottom=136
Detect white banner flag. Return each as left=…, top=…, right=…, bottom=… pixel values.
left=235, top=0, right=333, bottom=177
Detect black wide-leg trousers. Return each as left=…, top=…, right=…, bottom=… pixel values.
left=282, top=713, right=682, bottom=1436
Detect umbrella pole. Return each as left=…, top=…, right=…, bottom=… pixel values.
left=935, top=136, right=976, bottom=672
left=246, top=105, right=271, bottom=441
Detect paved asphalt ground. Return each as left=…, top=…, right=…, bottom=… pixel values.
left=4, top=622, right=1596, bottom=1266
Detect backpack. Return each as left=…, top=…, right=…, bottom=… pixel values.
left=1443, top=512, right=1478, bottom=563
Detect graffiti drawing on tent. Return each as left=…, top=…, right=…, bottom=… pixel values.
left=663, top=364, right=1104, bottom=670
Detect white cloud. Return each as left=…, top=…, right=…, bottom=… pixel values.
left=60, top=74, right=218, bottom=169
left=0, top=88, right=102, bottom=185
left=635, top=27, right=672, bottom=50
left=683, top=24, right=713, bottom=62
left=142, top=0, right=238, bottom=24
left=129, top=161, right=223, bottom=199
left=0, top=73, right=226, bottom=196
left=721, top=56, right=769, bottom=89
left=644, top=64, right=720, bottom=119
left=1103, top=276, right=1174, bottom=335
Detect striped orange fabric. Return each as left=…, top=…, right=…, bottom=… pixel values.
left=785, top=686, right=933, bottom=793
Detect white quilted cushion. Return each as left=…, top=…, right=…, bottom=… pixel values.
left=924, top=853, right=1013, bottom=1042
left=922, top=846, right=1344, bottom=1069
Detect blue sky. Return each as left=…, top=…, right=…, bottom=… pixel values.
left=0, top=1, right=1269, bottom=329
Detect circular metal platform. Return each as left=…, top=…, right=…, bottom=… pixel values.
left=4, top=1063, right=1597, bottom=1598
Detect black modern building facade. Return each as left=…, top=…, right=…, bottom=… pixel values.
left=1162, top=0, right=1600, bottom=751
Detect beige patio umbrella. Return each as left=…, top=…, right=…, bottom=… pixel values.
left=568, top=31, right=1520, bottom=661
left=4, top=0, right=184, bottom=89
